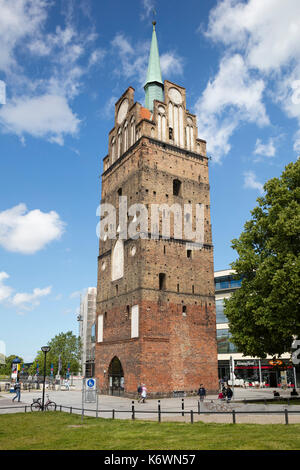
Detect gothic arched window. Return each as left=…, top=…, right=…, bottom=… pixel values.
left=111, top=239, right=124, bottom=281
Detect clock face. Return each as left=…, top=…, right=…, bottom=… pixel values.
left=168, top=87, right=182, bottom=105
left=117, top=99, right=129, bottom=124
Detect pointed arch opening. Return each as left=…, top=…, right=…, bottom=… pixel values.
left=108, top=356, right=124, bottom=396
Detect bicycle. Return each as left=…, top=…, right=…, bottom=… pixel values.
left=31, top=394, right=57, bottom=411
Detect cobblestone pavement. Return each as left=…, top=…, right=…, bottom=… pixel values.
left=1, top=387, right=300, bottom=424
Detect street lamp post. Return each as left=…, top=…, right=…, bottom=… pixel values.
left=41, top=346, right=51, bottom=411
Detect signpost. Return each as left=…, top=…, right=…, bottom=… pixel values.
left=81, top=378, right=98, bottom=421
left=230, top=355, right=235, bottom=400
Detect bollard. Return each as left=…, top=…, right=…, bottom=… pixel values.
left=60, top=405, right=62, bottom=412
left=25, top=406, right=27, bottom=413
left=158, top=400, right=161, bottom=423
left=285, top=408, right=289, bottom=425
left=112, top=409, right=115, bottom=420
left=181, top=398, right=184, bottom=417
left=190, top=410, right=194, bottom=424
left=232, top=410, right=236, bottom=424
left=198, top=400, right=200, bottom=415
left=70, top=407, right=72, bottom=414
left=132, top=401, right=135, bottom=420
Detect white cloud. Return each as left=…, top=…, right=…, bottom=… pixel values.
left=0, top=203, right=65, bottom=254
left=111, top=34, right=148, bottom=86
left=293, top=130, right=300, bottom=153
left=0, top=272, right=13, bottom=302
left=254, top=138, right=276, bottom=158
left=102, top=96, right=118, bottom=120
left=0, top=271, right=52, bottom=311
left=203, top=0, right=300, bottom=156
left=88, top=48, right=106, bottom=68
left=205, top=0, right=300, bottom=72
left=69, top=290, right=82, bottom=299
left=243, top=171, right=264, bottom=194
left=0, top=94, right=80, bottom=144
left=0, top=0, right=48, bottom=74
left=11, top=286, right=52, bottom=311
left=140, top=0, right=156, bottom=21
left=196, top=55, right=268, bottom=124
left=0, top=0, right=102, bottom=144
left=160, top=53, right=183, bottom=76
left=194, top=54, right=268, bottom=162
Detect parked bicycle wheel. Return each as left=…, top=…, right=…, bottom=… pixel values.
left=46, top=401, right=56, bottom=411
left=31, top=402, right=42, bottom=411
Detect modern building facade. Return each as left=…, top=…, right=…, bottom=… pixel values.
left=78, top=287, right=97, bottom=377
left=215, top=269, right=299, bottom=388
left=94, top=23, right=219, bottom=397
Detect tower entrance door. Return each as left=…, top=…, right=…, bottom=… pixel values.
left=108, top=357, right=124, bottom=396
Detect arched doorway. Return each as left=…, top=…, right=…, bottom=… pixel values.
left=108, top=357, right=124, bottom=396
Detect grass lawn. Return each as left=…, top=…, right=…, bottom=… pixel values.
left=0, top=412, right=300, bottom=450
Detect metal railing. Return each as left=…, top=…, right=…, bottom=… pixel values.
left=1, top=400, right=300, bottom=425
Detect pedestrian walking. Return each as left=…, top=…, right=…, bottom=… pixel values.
left=137, top=383, right=142, bottom=401
left=141, top=384, right=147, bottom=403
left=197, top=384, right=206, bottom=402
left=12, top=381, right=21, bottom=402
left=226, top=385, right=233, bottom=403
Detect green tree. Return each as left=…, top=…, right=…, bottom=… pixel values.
left=29, top=331, right=81, bottom=377
left=0, top=355, right=24, bottom=376
left=224, top=160, right=300, bottom=358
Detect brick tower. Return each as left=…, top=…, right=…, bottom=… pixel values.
left=95, top=22, right=218, bottom=397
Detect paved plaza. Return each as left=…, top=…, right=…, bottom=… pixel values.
left=1, top=386, right=300, bottom=424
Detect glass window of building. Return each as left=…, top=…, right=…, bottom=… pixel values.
left=217, top=328, right=238, bottom=354
left=216, top=299, right=228, bottom=324
left=215, top=275, right=242, bottom=291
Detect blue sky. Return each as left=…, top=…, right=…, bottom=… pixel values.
left=0, top=0, right=299, bottom=362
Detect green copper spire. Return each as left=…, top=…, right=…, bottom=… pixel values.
left=144, top=21, right=164, bottom=112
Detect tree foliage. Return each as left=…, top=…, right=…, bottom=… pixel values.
left=29, top=331, right=81, bottom=376
left=0, top=355, right=23, bottom=376
left=224, top=160, right=300, bottom=358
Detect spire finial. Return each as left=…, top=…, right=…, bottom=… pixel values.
left=144, top=14, right=164, bottom=111
left=152, top=8, right=156, bottom=29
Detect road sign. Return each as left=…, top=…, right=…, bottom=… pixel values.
left=86, top=378, right=96, bottom=390
left=82, top=378, right=97, bottom=403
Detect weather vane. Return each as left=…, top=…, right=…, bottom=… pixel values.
left=152, top=8, right=157, bottom=26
